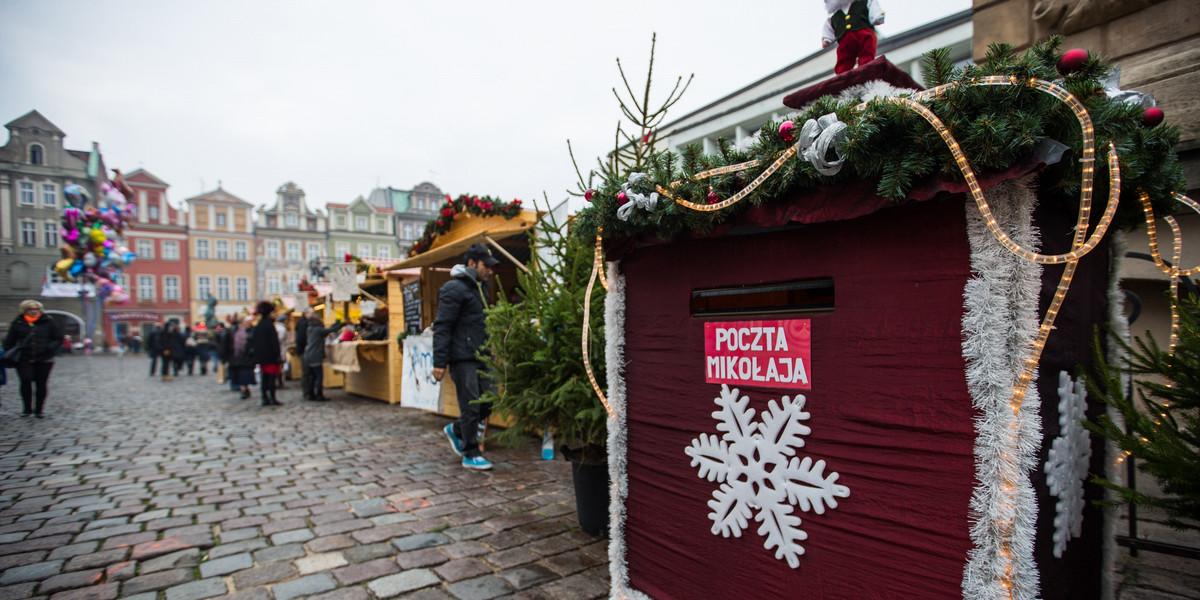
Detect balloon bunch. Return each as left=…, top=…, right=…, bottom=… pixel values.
left=53, top=169, right=138, bottom=304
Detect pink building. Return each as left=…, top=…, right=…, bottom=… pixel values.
left=102, top=169, right=189, bottom=349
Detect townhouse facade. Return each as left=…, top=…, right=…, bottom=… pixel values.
left=367, top=181, right=442, bottom=255
left=186, top=187, right=257, bottom=324
left=105, top=168, right=190, bottom=346
left=0, top=110, right=107, bottom=342
left=254, top=181, right=326, bottom=300
left=326, top=195, right=396, bottom=261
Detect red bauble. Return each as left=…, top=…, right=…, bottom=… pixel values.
left=779, top=121, right=796, bottom=142
left=1058, top=48, right=1088, bottom=74
left=707, top=187, right=719, bottom=204
left=584, top=189, right=595, bottom=202
left=1143, top=107, right=1165, bottom=128
left=617, top=192, right=628, bottom=206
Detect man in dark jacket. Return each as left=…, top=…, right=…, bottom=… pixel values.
left=432, top=243, right=499, bottom=470
left=147, top=324, right=164, bottom=376
left=301, top=311, right=344, bottom=402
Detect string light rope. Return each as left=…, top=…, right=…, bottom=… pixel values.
left=583, top=234, right=613, bottom=417
left=1137, top=190, right=1200, bottom=351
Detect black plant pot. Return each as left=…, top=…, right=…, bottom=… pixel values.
left=563, top=446, right=609, bottom=537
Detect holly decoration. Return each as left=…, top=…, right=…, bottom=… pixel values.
left=407, top=194, right=525, bottom=257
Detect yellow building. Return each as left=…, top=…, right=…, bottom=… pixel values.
left=185, top=187, right=257, bottom=324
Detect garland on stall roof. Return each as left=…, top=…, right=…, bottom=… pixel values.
left=573, top=38, right=1185, bottom=247
left=407, top=194, right=525, bottom=257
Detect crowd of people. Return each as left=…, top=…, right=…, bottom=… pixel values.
left=2, top=244, right=502, bottom=474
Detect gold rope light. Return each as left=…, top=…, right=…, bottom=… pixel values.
left=1137, top=190, right=1200, bottom=351
left=583, top=234, right=613, bottom=417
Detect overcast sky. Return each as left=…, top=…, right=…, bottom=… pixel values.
left=1, top=0, right=969, bottom=213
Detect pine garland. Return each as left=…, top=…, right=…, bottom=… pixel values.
left=407, top=194, right=525, bottom=257
left=573, top=38, right=1186, bottom=246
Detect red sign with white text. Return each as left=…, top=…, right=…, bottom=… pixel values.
left=704, top=319, right=811, bottom=389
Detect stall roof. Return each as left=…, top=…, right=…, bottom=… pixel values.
left=384, top=211, right=539, bottom=270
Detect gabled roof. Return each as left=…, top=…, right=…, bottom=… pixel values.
left=125, top=168, right=170, bottom=189
left=184, top=187, right=253, bottom=206
left=5, top=110, right=64, bottom=135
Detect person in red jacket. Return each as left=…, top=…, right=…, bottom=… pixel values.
left=822, top=0, right=886, bottom=75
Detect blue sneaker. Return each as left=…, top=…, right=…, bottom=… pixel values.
left=444, top=424, right=464, bottom=457
left=462, top=456, right=493, bottom=470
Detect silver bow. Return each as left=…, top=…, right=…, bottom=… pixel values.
left=1102, top=67, right=1155, bottom=108
left=616, top=172, right=660, bottom=221
left=797, top=113, right=847, bottom=176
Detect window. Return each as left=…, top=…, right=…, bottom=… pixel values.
left=148, top=204, right=160, bottom=220
left=286, top=242, right=300, bottom=261
left=355, top=216, right=367, bottom=231
left=375, top=218, right=386, bottom=232
left=118, top=273, right=129, bottom=290
left=235, top=277, right=249, bottom=300
left=266, top=241, right=280, bottom=259
left=216, top=276, right=230, bottom=300
left=138, top=275, right=156, bottom=301
left=416, top=197, right=425, bottom=210
left=196, top=276, right=212, bottom=300
left=306, top=243, right=321, bottom=261
left=136, top=239, right=155, bottom=259
left=376, top=245, right=391, bottom=259
left=358, top=243, right=371, bottom=257
left=216, top=213, right=227, bottom=227
left=267, top=272, right=281, bottom=295
left=307, top=219, right=317, bottom=231
left=162, top=241, right=179, bottom=261
left=285, top=213, right=298, bottom=227
left=335, top=242, right=349, bottom=258
left=29, top=144, right=43, bottom=165
left=43, top=222, right=58, bottom=247
left=196, top=238, right=210, bottom=259
left=21, top=221, right=36, bottom=246
left=287, top=272, right=302, bottom=293
left=403, top=223, right=413, bottom=240
left=163, top=276, right=180, bottom=300
left=235, top=241, right=247, bottom=260
left=215, top=240, right=229, bottom=260
left=42, top=183, right=56, bottom=207
left=336, top=215, right=346, bottom=228
left=19, top=182, right=34, bottom=205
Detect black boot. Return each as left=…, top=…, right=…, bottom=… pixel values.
left=270, top=391, right=281, bottom=406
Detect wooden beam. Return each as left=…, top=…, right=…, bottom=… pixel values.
left=484, top=235, right=531, bottom=274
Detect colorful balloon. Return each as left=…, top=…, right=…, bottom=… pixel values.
left=63, top=184, right=90, bottom=208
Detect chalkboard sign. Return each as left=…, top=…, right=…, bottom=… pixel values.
left=403, top=281, right=422, bottom=334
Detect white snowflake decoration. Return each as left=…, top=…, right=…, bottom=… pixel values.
left=685, top=384, right=849, bottom=568
left=1044, top=371, right=1092, bottom=558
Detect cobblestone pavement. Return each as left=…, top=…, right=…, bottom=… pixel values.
left=0, top=355, right=610, bottom=600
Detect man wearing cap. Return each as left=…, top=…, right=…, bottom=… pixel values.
left=432, top=242, right=500, bottom=470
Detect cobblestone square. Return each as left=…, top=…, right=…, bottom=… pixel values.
left=0, top=355, right=609, bottom=600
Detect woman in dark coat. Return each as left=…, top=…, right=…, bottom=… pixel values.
left=251, top=302, right=282, bottom=406
left=3, top=299, right=64, bottom=417
left=226, top=315, right=257, bottom=400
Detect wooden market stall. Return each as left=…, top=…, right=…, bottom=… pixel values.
left=383, top=209, right=538, bottom=418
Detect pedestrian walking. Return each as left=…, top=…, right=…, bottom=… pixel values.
left=3, top=300, right=64, bottom=418
left=183, top=325, right=198, bottom=375
left=161, top=320, right=185, bottom=380
left=193, top=323, right=214, bottom=375
left=252, top=302, right=282, bottom=406
left=226, top=315, right=257, bottom=399
left=146, top=325, right=164, bottom=375
left=432, top=242, right=500, bottom=470
left=301, top=310, right=345, bottom=402
left=274, top=314, right=289, bottom=389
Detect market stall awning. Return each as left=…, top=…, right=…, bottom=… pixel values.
left=384, top=211, right=538, bottom=271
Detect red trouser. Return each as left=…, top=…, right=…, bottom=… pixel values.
left=834, top=28, right=878, bottom=74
